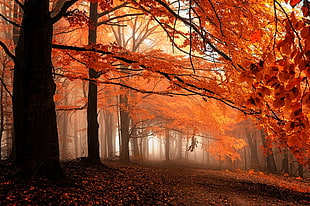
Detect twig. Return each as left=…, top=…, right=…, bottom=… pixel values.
left=0, top=77, right=12, bottom=98
left=0, top=41, right=20, bottom=69
left=0, top=13, right=22, bottom=28
left=51, top=0, right=79, bottom=24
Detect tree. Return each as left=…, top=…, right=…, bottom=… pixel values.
left=86, top=0, right=101, bottom=164
left=129, top=0, right=310, bottom=166
left=1, top=0, right=308, bottom=179
left=0, top=0, right=78, bottom=179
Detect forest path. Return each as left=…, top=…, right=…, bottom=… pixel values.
left=113, top=162, right=310, bottom=205
left=1, top=160, right=309, bottom=205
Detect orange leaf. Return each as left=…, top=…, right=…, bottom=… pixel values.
left=273, top=98, right=285, bottom=108
left=290, top=0, right=301, bottom=7
left=250, top=30, right=261, bottom=42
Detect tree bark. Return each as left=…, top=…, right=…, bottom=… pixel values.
left=0, top=72, right=3, bottom=160
left=119, top=93, right=130, bottom=162
left=282, top=148, right=289, bottom=174
left=298, top=163, right=303, bottom=178
left=131, top=124, right=140, bottom=158
left=87, top=0, right=100, bottom=164
left=8, top=0, right=21, bottom=161
left=165, top=130, right=170, bottom=161
left=104, top=111, right=114, bottom=158
left=261, top=130, right=277, bottom=173
left=245, top=129, right=260, bottom=170
left=13, top=0, right=63, bottom=179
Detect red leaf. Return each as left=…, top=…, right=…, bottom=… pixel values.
left=250, top=30, right=261, bottom=42
left=290, top=0, right=301, bottom=7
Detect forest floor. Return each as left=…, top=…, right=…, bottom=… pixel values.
left=1, top=160, right=310, bottom=206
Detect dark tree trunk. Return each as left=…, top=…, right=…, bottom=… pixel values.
left=0, top=75, right=3, bottom=160
left=298, top=163, right=303, bottom=178
left=282, top=148, right=289, bottom=174
left=119, top=93, right=130, bottom=162
left=87, top=0, right=100, bottom=164
left=13, top=0, right=63, bottom=179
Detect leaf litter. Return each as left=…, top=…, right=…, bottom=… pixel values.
left=1, top=160, right=309, bottom=205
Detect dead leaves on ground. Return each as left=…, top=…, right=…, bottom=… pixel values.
left=1, top=161, right=309, bottom=205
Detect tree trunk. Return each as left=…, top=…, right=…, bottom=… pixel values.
left=282, top=148, right=289, bottom=174
left=13, top=0, right=62, bottom=179
left=119, top=93, right=130, bottom=162
left=165, top=130, right=170, bottom=161
left=261, top=130, right=277, bottom=173
left=245, top=129, right=260, bottom=170
left=105, top=111, right=114, bottom=158
left=60, top=110, right=68, bottom=160
left=8, top=0, right=21, bottom=161
left=298, top=163, right=303, bottom=178
left=131, top=122, right=140, bottom=159
left=87, top=0, right=100, bottom=164
left=0, top=73, right=3, bottom=160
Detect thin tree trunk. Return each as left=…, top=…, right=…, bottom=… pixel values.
left=8, top=0, right=20, bottom=161
left=132, top=134, right=140, bottom=158
left=298, top=163, right=303, bottom=178
left=87, top=0, right=100, bottom=164
left=261, top=130, right=277, bottom=173
left=165, top=130, right=170, bottom=161
left=0, top=73, right=3, bottom=160
left=282, top=148, right=289, bottom=174
left=104, top=110, right=113, bottom=158
left=119, top=93, right=130, bottom=162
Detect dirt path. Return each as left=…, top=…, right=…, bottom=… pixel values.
left=1, top=160, right=309, bottom=205
left=112, top=163, right=310, bottom=205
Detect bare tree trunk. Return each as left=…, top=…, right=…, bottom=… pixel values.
left=74, top=112, right=79, bottom=158
left=104, top=110, right=114, bottom=158
left=59, top=85, right=69, bottom=160
left=261, top=130, right=277, bottom=173
left=132, top=126, right=140, bottom=158
left=298, top=163, right=303, bottom=178
left=165, top=130, right=170, bottom=161
left=87, top=0, right=100, bottom=164
left=119, top=93, right=130, bottom=162
left=245, top=129, right=260, bottom=170
left=0, top=72, right=3, bottom=160
left=282, top=148, right=289, bottom=174
left=8, top=0, right=20, bottom=161
left=13, top=0, right=63, bottom=179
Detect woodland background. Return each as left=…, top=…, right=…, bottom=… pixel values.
left=0, top=0, right=309, bottom=180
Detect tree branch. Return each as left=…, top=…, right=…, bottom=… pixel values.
left=98, top=2, right=128, bottom=18
left=0, top=13, right=22, bottom=28
left=0, top=41, right=19, bottom=68
left=56, top=103, right=87, bottom=111
left=0, top=77, right=12, bottom=98
left=52, top=43, right=113, bottom=55
left=52, top=43, right=254, bottom=115
left=97, top=13, right=144, bottom=26
left=14, top=0, right=24, bottom=10
left=51, top=0, right=79, bottom=24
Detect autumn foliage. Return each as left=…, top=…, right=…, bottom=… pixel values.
left=0, top=0, right=309, bottom=171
